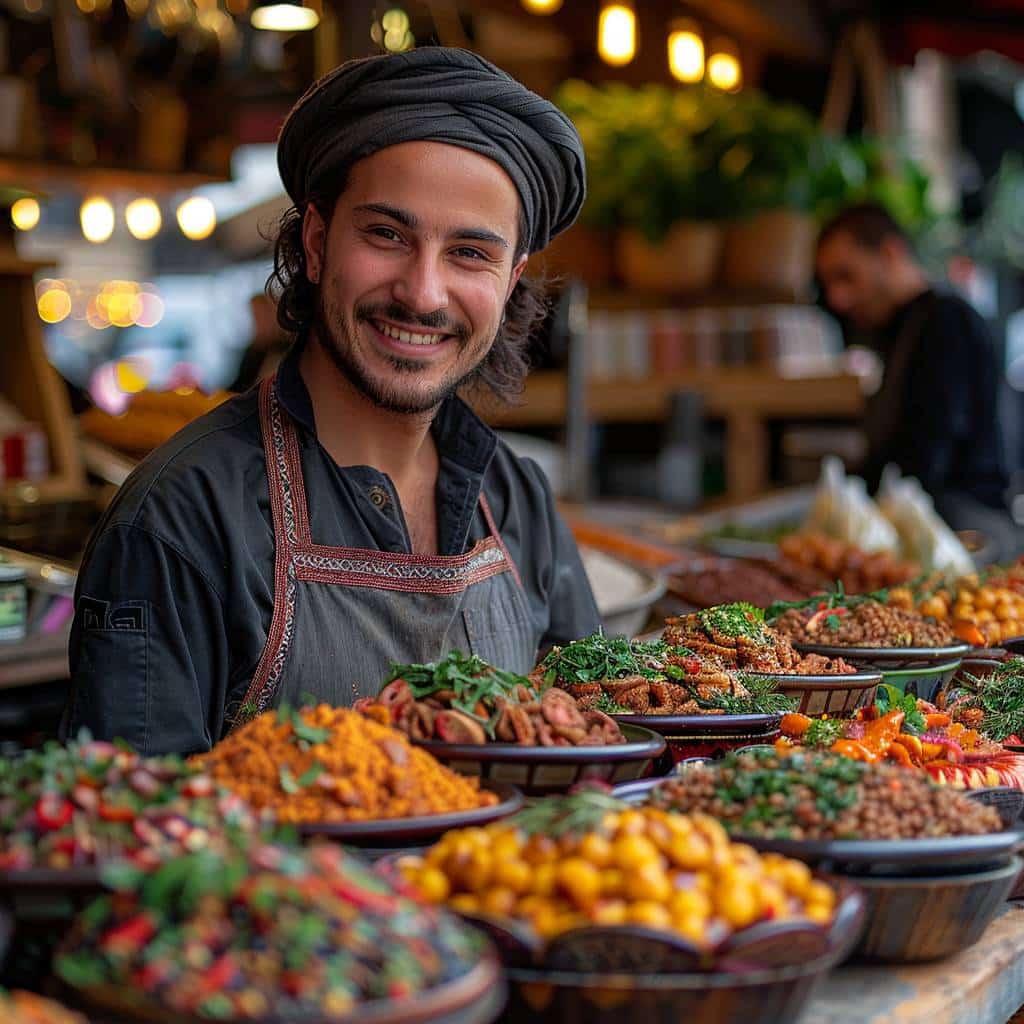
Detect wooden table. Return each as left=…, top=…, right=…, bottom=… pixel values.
left=474, top=369, right=865, bottom=503
left=805, top=904, right=1024, bottom=1024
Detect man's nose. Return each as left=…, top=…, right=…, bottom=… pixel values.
left=392, top=251, right=449, bottom=315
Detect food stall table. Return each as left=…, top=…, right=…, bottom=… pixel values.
left=805, top=904, right=1024, bottom=1024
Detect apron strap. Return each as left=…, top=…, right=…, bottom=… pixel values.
left=479, top=490, right=523, bottom=589
left=237, top=378, right=302, bottom=723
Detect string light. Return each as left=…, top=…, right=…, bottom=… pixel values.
left=708, top=38, right=742, bottom=92
left=668, top=20, right=704, bottom=83
left=597, top=2, right=636, bottom=67
left=176, top=196, right=217, bottom=240
left=80, top=196, right=115, bottom=243
left=10, top=198, right=40, bottom=231
left=125, top=198, right=162, bottom=240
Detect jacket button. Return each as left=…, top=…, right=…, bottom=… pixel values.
left=369, top=486, right=390, bottom=510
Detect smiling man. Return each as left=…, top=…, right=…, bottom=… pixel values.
left=62, top=48, right=600, bottom=755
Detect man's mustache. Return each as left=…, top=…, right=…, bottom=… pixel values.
left=356, top=303, right=470, bottom=340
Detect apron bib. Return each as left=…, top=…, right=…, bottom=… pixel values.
left=234, top=378, right=540, bottom=724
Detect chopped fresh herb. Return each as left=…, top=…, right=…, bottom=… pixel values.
left=297, top=764, right=324, bottom=787
left=279, top=767, right=300, bottom=795
left=292, top=719, right=330, bottom=745
left=825, top=614, right=841, bottom=631
left=697, top=603, right=766, bottom=641
left=593, top=692, right=631, bottom=715
left=803, top=718, right=845, bottom=748
left=958, top=658, right=1024, bottom=742
left=698, top=673, right=795, bottom=716
left=540, top=633, right=670, bottom=684
left=875, top=684, right=927, bottom=735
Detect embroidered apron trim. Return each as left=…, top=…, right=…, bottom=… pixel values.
left=236, top=377, right=519, bottom=721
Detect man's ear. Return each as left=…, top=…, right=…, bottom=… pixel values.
left=505, top=254, right=529, bottom=302
left=302, top=204, right=327, bottom=284
left=879, top=234, right=910, bottom=267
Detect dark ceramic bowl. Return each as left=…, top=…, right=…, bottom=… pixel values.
left=611, top=713, right=780, bottom=766
left=792, top=643, right=970, bottom=668
left=826, top=855, right=1022, bottom=963
left=298, top=782, right=523, bottom=847
left=752, top=672, right=881, bottom=716
left=66, top=957, right=505, bottom=1024
left=496, top=905, right=861, bottom=1024
left=414, top=725, right=666, bottom=797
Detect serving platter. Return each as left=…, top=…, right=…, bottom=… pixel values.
left=792, top=642, right=970, bottom=667
left=610, top=713, right=780, bottom=735
left=65, top=957, right=506, bottom=1024
left=298, top=781, right=523, bottom=846
left=752, top=671, right=881, bottom=715
left=414, top=724, right=666, bottom=796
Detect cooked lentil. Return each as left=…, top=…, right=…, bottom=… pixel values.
left=649, top=748, right=1001, bottom=840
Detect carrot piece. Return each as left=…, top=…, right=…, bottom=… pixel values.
left=924, top=712, right=951, bottom=729
left=952, top=620, right=986, bottom=647
left=780, top=713, right=813, bottom=737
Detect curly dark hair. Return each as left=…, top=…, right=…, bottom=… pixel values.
left=266, top=180, right=549, bottom=403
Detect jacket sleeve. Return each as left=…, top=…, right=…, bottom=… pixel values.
left=62, top=522, right=230, bottom=756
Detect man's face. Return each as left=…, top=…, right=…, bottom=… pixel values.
left=302, top=141, right=527, bottom=415
left=815, top=230, right=895, bottom=330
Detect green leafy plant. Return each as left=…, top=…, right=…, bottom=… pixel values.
left=875, top=684, right=927, bottom=734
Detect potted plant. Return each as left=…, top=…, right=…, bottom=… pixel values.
left=555, top=81, right=733, bottom=294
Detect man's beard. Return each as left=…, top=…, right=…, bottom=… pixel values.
left=311, top=294, right=489, bottom=415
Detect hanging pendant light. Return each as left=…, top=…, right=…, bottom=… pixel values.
left=668, top=19, right=704, bottom=84
left=250, top=0, right=318, bottom=31
left=597, top=1, right=636, bottom=67
left=708, top=37, right=742, bottom=92
left=521, top=0, right=562, bottom=13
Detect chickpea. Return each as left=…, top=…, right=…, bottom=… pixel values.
left=591, top=899, right=629, bottom=926
left=578, top=833, right=613, bottom=868
left=612, top=834, right=660, bottom=872
left=557, top=858, right=604, bottom=908
left=412, top=866, right=450, bottom=903
left=669, top=889, right=712, bottom=921
left=627, top=901, right=673, bottom=930
left=623, top=862, right=673, bottom=903
left=492, top=859, right=532, bottom=895
left=600, top=868, right=625, bottom=896
left=716, top=882, right=761, bottom=929
left=482, top=888, right=518, bottom=917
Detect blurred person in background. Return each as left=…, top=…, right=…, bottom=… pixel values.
left=816, top=202, right=1018, bottom=559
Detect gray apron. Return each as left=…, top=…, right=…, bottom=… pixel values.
left=233, top=377, right=540, bottom=725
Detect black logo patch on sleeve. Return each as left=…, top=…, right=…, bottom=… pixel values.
left=80, top=597, right=148, bottom=633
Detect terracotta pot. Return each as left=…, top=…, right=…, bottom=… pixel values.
left=528, top=222, right=614, bottom=286
left=616, top=222, right=723, bottom=294
left=720, top=209, right=816, bottom=299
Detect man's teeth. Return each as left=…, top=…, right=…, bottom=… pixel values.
left=375, top=321, right=446, bottom=346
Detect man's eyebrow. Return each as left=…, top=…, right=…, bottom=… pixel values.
left=354, top=202, right=417, bottom=228
left=354, top=202, right=509, bottom=250
left=451, top=227, right=509, bottom=250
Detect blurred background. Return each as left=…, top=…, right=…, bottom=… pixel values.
left=2, top=0, right=1024, bottom=735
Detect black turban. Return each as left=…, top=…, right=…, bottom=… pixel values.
left=277, top=47, right=585, bottom=253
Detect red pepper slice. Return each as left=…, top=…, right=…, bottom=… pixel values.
left=35, top=794, right=74, bottom=831
left=100, top=912, right=157, bottom=954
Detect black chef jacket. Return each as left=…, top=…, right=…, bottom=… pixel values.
left=861, top=288, right=1008, bottom=509
left=62, top=339, right=600, bottom=755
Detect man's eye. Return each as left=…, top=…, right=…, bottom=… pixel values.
left=369, top=227, right=402, bottom=241
left=452, top=246, right=488, bottom=261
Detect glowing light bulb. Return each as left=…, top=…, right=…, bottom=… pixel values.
left=250, top=2, right=318, bottom=30
left=125, top=198, right=162, bottom=240
left=521, top=0, right=562, bottom=12
left=10, top=197, right=40, bottom=231
left=37, top=285, right=71, bottom=324
left=80, top=196, right=115, bottom=243
left=668, top=23, right=704, bottom=83
left=176, top=196, right=217, bottom=240
left=708, top=40, right=742, bottom=92
left=598, top=3, right=636, bottom=67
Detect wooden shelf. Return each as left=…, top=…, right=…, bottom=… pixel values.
left=473, top=368, right=865, bottom=503
left=475, top=369, right=865, bottom=428
left=0, top=156, right=227, bottom=195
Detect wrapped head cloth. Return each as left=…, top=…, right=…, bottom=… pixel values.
left=277, top=47, right=586, bottom=254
